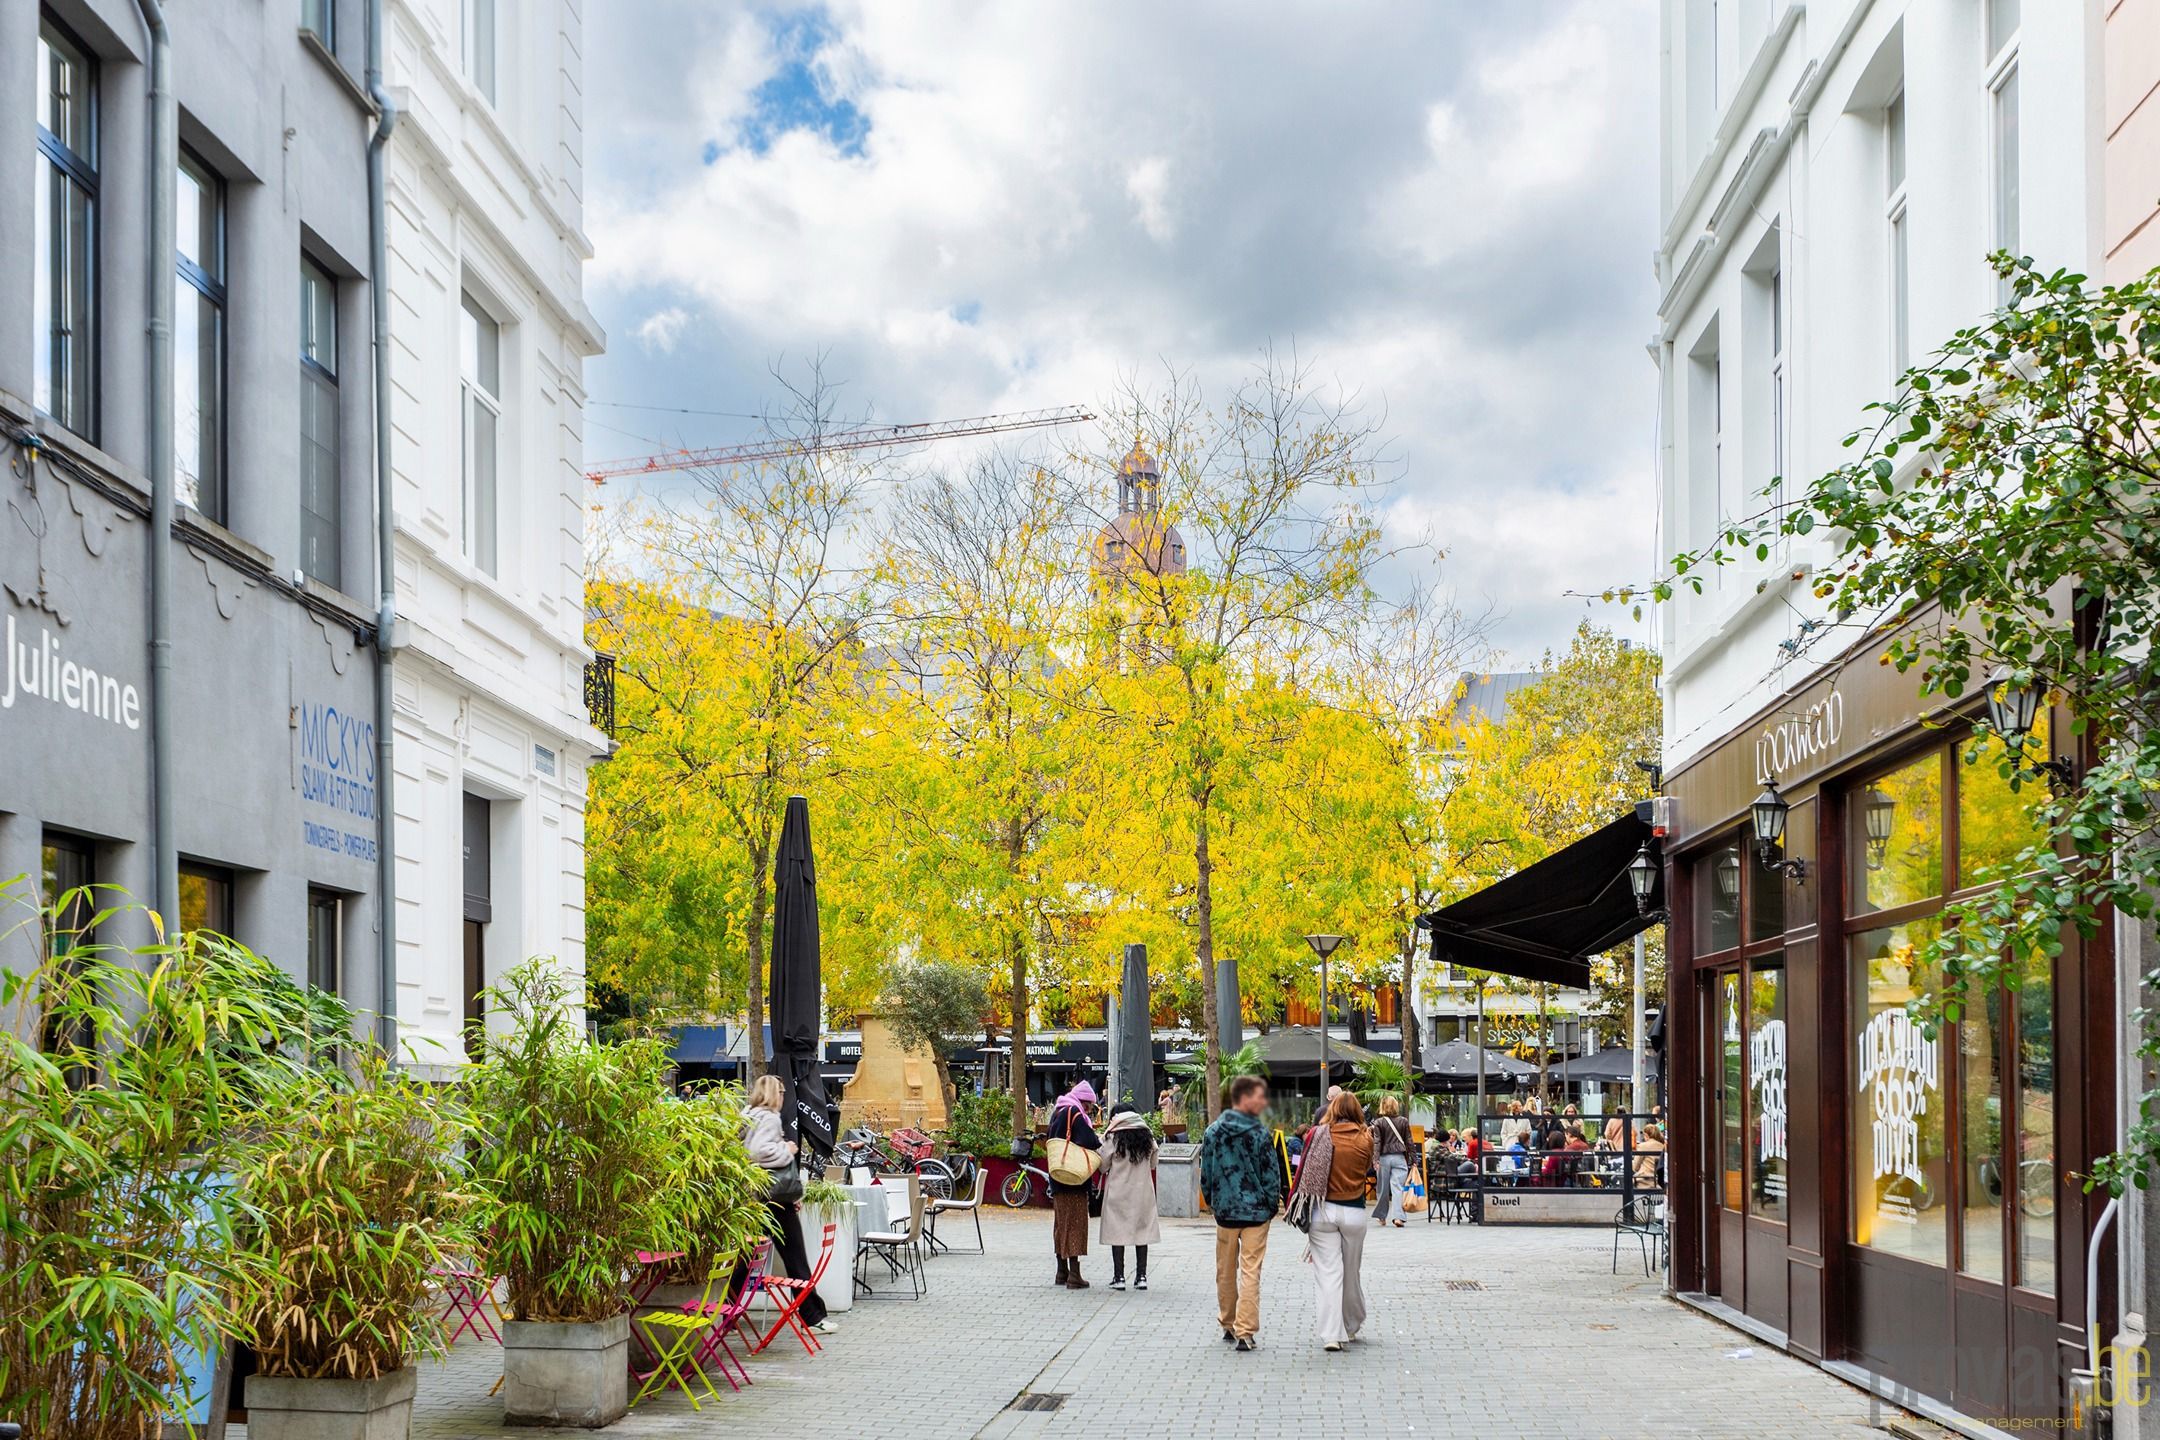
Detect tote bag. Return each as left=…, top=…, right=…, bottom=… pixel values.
left=1046, top=1136, right=1101, bottom=1186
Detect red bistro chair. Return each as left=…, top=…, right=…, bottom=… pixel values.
left=748, top=1222, right=836, bottom=1357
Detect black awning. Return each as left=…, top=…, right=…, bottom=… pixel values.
left=1418, top=811, right=1663, bottom=990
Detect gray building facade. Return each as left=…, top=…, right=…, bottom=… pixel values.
left=1, top=0, right=386, bottom=1015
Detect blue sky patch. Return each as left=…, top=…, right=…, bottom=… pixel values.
left=950, top=300, right=982, bottom=326
left=738, top=9, right=870, bottom=158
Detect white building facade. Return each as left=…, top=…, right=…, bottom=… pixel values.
left=382, top=0, right=605, bottom=1068
left=1654, top=1, right=2107, bottom=1431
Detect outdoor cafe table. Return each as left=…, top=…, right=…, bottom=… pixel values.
left=628, top=1249, right=686, bottom=1365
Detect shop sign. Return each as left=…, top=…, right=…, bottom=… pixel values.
left=1755, top=690, right=1845, bottom=783
left=1750, top=1019, right=1787, bottom=1163
left=1856, top=1009, right=1938, bottom=1185
left=2, top=613, right=142, bottom=730
left=297, top=699, right=378, bottom=862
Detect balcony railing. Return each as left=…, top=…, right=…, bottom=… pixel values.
left=584, top=653, right=616, bottom=739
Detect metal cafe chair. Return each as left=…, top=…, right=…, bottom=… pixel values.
left=855, top=1172, right=928, bottom=1300
left=630, top=1255, right=735, bottom=1412
left=926, top=1163, right=988, bottom=1255
left=1613, top=1194, right=1665, bottom=1276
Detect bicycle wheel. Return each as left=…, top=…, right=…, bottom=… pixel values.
left=915, top=1157, right=955, bottom=1201
left=2020, top=1158, right=2056, bottom=1219
left=1000, top=1169, right=1034, bottom=1208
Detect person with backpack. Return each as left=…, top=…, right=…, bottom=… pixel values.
left=1369, top=1095, right=1414, bottom=1227
left=1099, top=1103, right=1161, bottom=1290
left=1199, top=1075, right=1284, bottom=1351
left=1046, top=1080, right=1102, bottom=1289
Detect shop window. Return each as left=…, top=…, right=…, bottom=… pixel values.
left=178, top=862, right=234, bottom=937
left=1720, top=971, right=1744, bottom=1211
left=1695, top=839, right=1742, bottom=954
left=35, top=15, right=98, bottom=439
left=1850, top=750, right=1942, bottom=914
left=39, top=833, right=96, bottom=1072
left=1746, top=834, right=1784, bottom=941
left=1852, top=918, right=1947, bottom=1263
left=1846, top=724, right=2058, bottom=1288
left=1748, top=960, right=1787, bottom=1220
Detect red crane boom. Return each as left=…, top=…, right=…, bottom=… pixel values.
left=585, top=404, right=1094, bottom=484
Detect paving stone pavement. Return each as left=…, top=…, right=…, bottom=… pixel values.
left=252, top=1210, right=1914, bottom=1440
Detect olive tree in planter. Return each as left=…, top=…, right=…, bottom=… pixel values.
left=630, top=1087, right=770, bottom=1360
left=0, top=888, right=316, bottom=1440
left=468, top=962, right=671, bottom=1428
left=236, top=1053, right=471, bottom=1440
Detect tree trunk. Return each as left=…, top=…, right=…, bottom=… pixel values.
left=1399, top=925, right=1419, bottom=1117
left=1196, top=800, right=1222, bottom=1121
left=745, top=842, right=770, bottom=1082
left=1009, top=928, right=1030, bottom=1139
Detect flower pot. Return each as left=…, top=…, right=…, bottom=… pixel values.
left=502, top=1315, right=630, bottom=1428
left=804, top=1201, right=856, bottom=1314
left=243, top=1366, right=418, bottom=1440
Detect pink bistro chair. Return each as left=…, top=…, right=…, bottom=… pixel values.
left=432, top=1262, right=501, bottom=1344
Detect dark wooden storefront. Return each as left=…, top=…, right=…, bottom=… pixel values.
left=1663, top=623, right=2114, bottom=1431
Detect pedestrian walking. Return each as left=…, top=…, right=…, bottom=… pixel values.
left=1159, top=1085, right=1188, bottom=1142
left=1047, top=1080, right=1102, bottom=1289
left=741, top=1075, right=833, bottom=1334
left=1370, top=1096, right=1414, bottom=1227
left=1100, top=1103, right=1161, bottom=1290
left=1198, top=1075, right=1283, bottom=1351
left=1293, top=1090, right=1374, bottom=1352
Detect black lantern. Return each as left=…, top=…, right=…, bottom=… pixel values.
left=1862, top=786, right=1896, bottom=872
left=1751, top=781, right=1808, bottom=879
left=1983, top=666, right=2042, bottom=740
left=1628, top=843, right=1660, bottom=916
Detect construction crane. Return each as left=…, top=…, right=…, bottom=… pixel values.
left=585, top=404, right=1094, bottom=485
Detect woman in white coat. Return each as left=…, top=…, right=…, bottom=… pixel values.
left=1098, top=1104, right=1161, bottom=1291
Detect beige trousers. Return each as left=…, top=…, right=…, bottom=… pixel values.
left=1214, top=1222, right=1271, bottom=1339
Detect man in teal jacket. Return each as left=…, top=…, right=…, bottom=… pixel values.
left=1199, top=1074, right=1283, bottom=1350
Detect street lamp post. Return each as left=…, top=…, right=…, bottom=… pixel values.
left=1304, top=933, right=1345, bottom=1092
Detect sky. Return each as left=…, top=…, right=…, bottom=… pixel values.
left=582, top=0, right=1662, bottom=665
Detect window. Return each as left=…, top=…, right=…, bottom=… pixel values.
left=462, top=0, right=496, bottom=104
left=307, top=889, right=343, bottom=995
left=301, top=259, right=341, bottom=587
left=34, top=16, right=97, bottom=439
left=178, top=862, right=234, bottom=936
left=1988, top=0, right=2020, bottom=307
left=1694, top=828, right=1787, bottom=1223
left=1770, top=263, right=1786, bottom=520
left=302, top=0, right=334, bottom=49
left=460, top=293, right=501, bottom=577
left=1847, top=726, right=2057, bottom=1289
left=40, top=833, right=95, bottom=1073
left=1748, top=960, right=1787, bottom=1219
left=1886, top=88, right=1909, bottom=377
left=177, top=151, right=226, bottom=521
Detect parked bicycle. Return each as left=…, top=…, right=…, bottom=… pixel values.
left=832, top=1124, right=959, bottom=1200
left=999, top=1133, right=1052, bottom=1208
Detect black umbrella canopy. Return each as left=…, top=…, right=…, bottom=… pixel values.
left=1243, top=1026, right=1392, bottom=1079
left=768, top=795, right=821, bottom=1055
left=1558, top=1047, right=1661, bottom=1085
left=1420, top=1036, right=1539, bottom=1081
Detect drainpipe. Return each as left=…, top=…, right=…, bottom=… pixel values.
left=135, top=0, right=178, bottom=933
left=366, top=0, right=401, bottom=1056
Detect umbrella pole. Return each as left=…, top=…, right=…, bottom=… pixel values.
left=1475, top=983, right=1486, bottom=1127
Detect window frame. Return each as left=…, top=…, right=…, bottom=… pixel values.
left=306, top=888, right=344, bottom=996
left=1986, top=28, right=2020, bottom=306
left=300, top=256, right=342, bottom=588
left=177, top=860, right=235, bottom=937
left=459, top=290, right=503, bottom=578
left=1884, top=86, right=1910, bottom=380
left=462, top=0, right=497, bottom=105
left=35, top=12, right=100, bottom=442
left=176, top=147, right=228, bottom=522
left=301, top=0, right=335, bottom=51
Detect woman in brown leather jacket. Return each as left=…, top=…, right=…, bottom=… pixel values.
left=1292, top=1091, right=1375, bottom=1352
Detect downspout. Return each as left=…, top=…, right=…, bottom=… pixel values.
left=366, top=0, right=401, bottom=1056
left=135, top=0, right=178, bottom=932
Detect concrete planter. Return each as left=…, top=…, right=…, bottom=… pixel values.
left=244, top=1366, right=418, bottom=1440
left=502, top=1315, right=630, bottom=1428
left=804, top=1200, right=856, bottom=1313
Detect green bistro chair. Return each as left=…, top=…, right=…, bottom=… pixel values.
left=630, top=1254, right=733, bottom=1412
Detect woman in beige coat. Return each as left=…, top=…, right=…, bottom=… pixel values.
left=1098, top=1104, right=1161, bottom=1290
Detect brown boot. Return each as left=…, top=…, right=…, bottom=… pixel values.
left=1054, top=1257, right=1069, bottom=1286
left=1066, top=1260, right=1090, bottom=1290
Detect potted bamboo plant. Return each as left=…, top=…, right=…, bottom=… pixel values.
left=236, top=1051, right=470, bottom=1440
left=0, top=887, right=320, bottom=1440
left=468, top=962, right=671, bottom=1428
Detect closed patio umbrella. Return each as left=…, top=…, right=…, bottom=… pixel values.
left=769, top=795, right=835, bottom=1163
left=1419, top=1037, right=1538, bottom=1092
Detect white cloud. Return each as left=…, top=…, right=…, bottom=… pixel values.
left=582, top=0, right=1661, bottom=660
left=634, top=307, right=691, bottom=354
left=1125, top=157, right=1176, bottom=244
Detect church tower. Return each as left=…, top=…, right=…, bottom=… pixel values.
left=1091, top=441, right=1187, bottom=580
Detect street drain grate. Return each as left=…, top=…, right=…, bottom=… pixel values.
left=1445, top=1279, right=1485, bottom=1292
left=1011, top=1394, right=1068, bottom=1412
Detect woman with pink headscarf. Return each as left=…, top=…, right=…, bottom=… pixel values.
left=1047, top=1080, right=1102, bottom=1288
